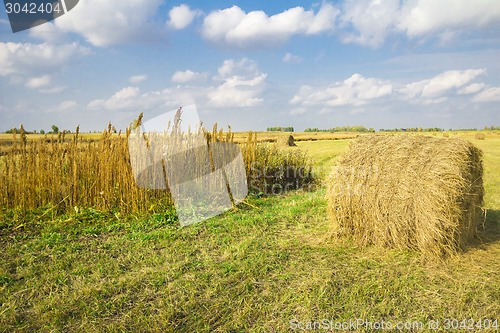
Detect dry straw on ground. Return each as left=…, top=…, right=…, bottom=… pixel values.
left=326, top=135, right=484, bottom=258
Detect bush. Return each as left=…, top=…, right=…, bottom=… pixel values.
left=247, top=143, right=315, bottom=195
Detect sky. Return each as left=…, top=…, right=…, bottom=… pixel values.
left=1, top=0, right=500, bottom=132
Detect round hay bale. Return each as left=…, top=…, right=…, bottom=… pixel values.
left=278, top=134, right=297, bottom=147
left=326, top=135, right=484, bottom=258
left=474, top=132, right=486, bottom=140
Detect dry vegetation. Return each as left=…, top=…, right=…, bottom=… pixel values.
left=0, top=130, right=498, bottom=332
left=230, top=131, right=360, bottom=143
left=326, top=135, right=484, bottom=259
left=0, top=124, right=314, bottom=217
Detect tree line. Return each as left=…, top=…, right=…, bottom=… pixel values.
left=266, top=126, right=294, bottom=132
left=4, top=125, right=61, bottom=134
left=304, top=126, right=375, bottom=133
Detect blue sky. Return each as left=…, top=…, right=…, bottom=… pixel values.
left=1, top=0, right=499, bottom=132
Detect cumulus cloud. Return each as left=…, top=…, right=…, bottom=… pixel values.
left=54, top=0, right=165, bottom=46
left=283, top=53, right=302, bottom=63
left=197, top=1, right=500, bottom=49
left=168, top=4, right=202, bottom=30
left=171, top=70, right=205, bottom=84
left=208, top=58, right=267, bottom=107
left=473, top=87, right=500, bottom=102
left=399, top=69, right=485, bottom=102
left=337, top=0, right=500, bottom=47
left=26, top=75, right=51, bottom=88
left=339, top=0, right=400, bottom=47
left=56, top=100, right=77, bottom=112
left=0, top=42, right=89, bottom=76
left=290, top=73, right=392, bottom=107
left=289, top=69, right=490, bottom=111
left=397, top=0, right=500, bottom=38
left=129, top=75, right=148, bottom=84
left=88, top=86, right=140, bottom=110
left=87, top=85, right=203, bottom=113
left=458, top=83, right=486, bottom=95
left=202, top=3, right=338, bottom=49
left=85, top=58, right=266, bottom=113
left=29, top=21, right=68, bottom=43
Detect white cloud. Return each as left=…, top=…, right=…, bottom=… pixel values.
left=87, top=85, right=202, bottom=112
left=340, top=0, right=400, bottom=47
left=171, top=70, right=205, bottom=83
left=0, top=42, right=89, bottom=76
left=208, top=74, right=267, bottom=108
left=88, top=86, right=140, bottom=110
left=473, top=87, right=500, bottom=102
left=399, top=69, right=485, bottom=102
left=56, top=100, right=77, bottom=112
left=29, top=21, right=68, bottom=43
left=26, top=75, right=51, bottom=88
left=54, top=0, right=165, bottom=46
left=87, top=99, right=105, bottom=109
left=290, top=108, right=308, bottom=115
left=336, top=0, right=500, bottom=47
left=458, top=83, right=486, bottom=95
left=168, top=4, right=202, bottom=30
left=421, top=69, right=484, bottom=97
left=129, top=75, right=148, bottom=84
left=283, top=53, right=302, bottom=64
left=208, top=58, right=267, bottom=107
left=290, top=73, right=392, bottom=107
left=202, top=3, right=338, bottom=49
left=40, top=86, right=67, bottom=94
left=86, top=58, right=266, bottom=112
left=398, top=0, right=500, bottom=38
left=290, top=69, right=493, bottom=111
left=217, top=58, right=259, bottom=78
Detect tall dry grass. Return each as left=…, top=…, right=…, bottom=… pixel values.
left=0, top=124, right=166, bottom=214
left=0, top=121, right=314, bottom=216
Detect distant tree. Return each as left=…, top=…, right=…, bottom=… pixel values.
left=266, top=126, right=294, bottom=132
left=51, top=125, right=59, bottom=134
left=5, top=127, right=21, bottom=134
left=40, top=129, right=45, bottom=134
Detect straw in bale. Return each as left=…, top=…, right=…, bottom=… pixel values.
left=326, top=135, right=484, bottom=258
left=278, top=134, right=297, bottom=147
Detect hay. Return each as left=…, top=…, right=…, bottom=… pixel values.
left=278, top=134, right=297, bottom=147
left=326, top=135, right=484, bottom=258
left=474, top=132, right=486, bottom=140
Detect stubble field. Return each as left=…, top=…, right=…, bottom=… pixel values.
left=0, top=131, right=499, bottom=332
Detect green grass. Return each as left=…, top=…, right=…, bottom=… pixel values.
left=1, top=134, right=499, bottom=332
